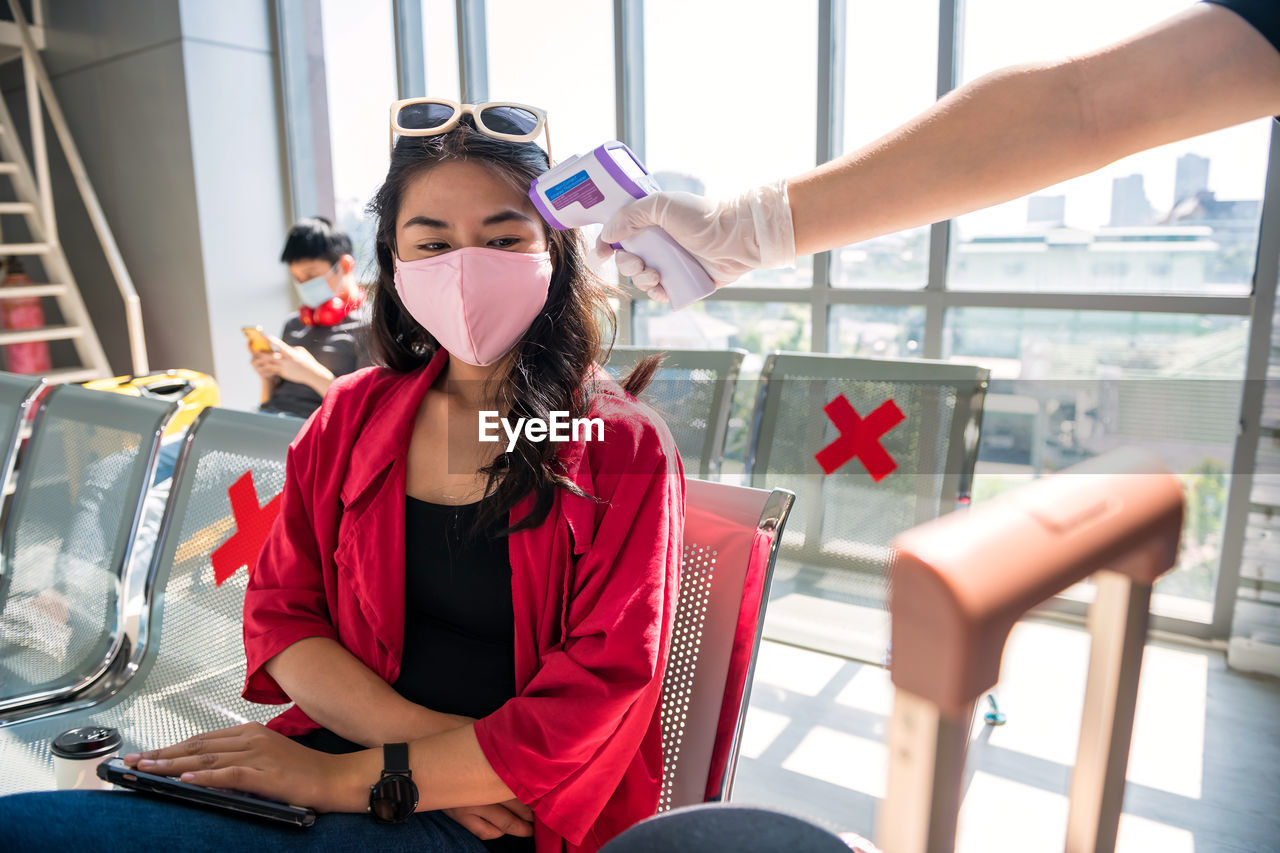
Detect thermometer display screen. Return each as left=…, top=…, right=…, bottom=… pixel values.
left=611, top=147, right=649, bottom=185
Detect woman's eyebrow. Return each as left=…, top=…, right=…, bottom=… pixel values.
left=402, top=210, right=533, bottom=229
left=403, top=215, right=450, bottom=229
left=482, top=210, right=534, bottom=226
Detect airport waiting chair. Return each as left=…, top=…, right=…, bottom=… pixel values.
left=0, top=426, right=792, bottom=802
left=658, top=478, right=795, bottom=810
left=0, top=383, right=176, bottom=717
left=601, top=346, right=746, bottom=479
left=0, top=406, right=298, bottom=793
left=746, top=353, right=988, bottom=657
left=0, top=372, right=45, bottom=503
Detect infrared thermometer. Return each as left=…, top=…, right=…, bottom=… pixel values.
left=530, top=141, right=715, bottom=310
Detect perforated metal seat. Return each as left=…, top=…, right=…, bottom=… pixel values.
left=0, top=428, right=794, bottom=802
left=658, top=478, right=794, bottom=810
left=0, top=406, right=298, bottom=793
left=602, top=347, right=746, bottom=479
left=0, top=382, right=176, bottom=718
left=746, top=352, right=988, bottom=658
left=0, top=372, right=45, bottom=506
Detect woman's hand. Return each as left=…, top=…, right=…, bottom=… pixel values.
left=444, top=798, right=534, bottom=841
left=123, top=722, right=372, bottom=814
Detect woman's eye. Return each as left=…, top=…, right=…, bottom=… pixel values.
left=489, top=237, right=520, bottom=249
left=417, top=242, right=449, bottom=252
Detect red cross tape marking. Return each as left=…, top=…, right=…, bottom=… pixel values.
left=814, top=395, right=905, bottom=481
left=210, top=471, right=282, bottom=587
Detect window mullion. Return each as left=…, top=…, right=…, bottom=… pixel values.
left=926, top=0, right=962, bottom=359
left=455, top=0, right=488, bottom=103
left=813, top=0, right=845, bottom=352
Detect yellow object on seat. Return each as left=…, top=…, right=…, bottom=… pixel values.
left=81, top=369, right=219, bottom=436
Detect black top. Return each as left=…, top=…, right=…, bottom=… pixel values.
left=259, top=305, right=372, bottom=419
left=393, top=496, right=517, bottom=719
left=289, top=496, right=530, bottom=851
left=1204, top=0, right=1280, bottom=54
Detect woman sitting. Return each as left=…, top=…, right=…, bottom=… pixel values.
left=0, top=104, right=683, bottom=853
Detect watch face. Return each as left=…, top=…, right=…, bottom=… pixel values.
left=370, top=774, right=419, bottom=823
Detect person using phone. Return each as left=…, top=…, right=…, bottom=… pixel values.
left=254, top=217, right=372, bottom=418
left=242, top=325, right=274, bottom=355
left=597, top=1, right=1280, bottom=300
left=0, top=107, right=683, bottom=853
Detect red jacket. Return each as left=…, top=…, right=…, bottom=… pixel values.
left=241, top=349, right=684, bottom=852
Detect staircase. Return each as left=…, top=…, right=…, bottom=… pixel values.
left=0, top=0, right=146, bottom=384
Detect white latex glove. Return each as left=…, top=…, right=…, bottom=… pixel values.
left=596, top=179, right=796, bottom=302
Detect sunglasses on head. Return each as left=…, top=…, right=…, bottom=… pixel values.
left=389, top=97, right=553, bottom=164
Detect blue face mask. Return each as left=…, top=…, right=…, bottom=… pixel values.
left=296, top=262, right=340, bottom=308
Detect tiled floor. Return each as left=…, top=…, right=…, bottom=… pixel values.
left=730, top=620, right=1280, bottom=853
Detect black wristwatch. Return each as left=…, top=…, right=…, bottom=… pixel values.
left=368, top=742, right=419, bottom=823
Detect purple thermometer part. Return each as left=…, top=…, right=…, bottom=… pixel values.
left=593, top=142, right=648, bottom=200
left=528, top=185, right=569, bottom=231
left=530, top=140, right=650, bottom=232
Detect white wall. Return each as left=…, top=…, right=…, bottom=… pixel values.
left=179, top=0, right=293, bottom=410
left=5, top=0, right=293, bottom=411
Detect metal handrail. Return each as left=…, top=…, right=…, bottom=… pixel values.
left=5, top=0, right=149, bottom=376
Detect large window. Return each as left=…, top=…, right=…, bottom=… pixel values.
left=643, top=0, right=817, bottom=290
left=634, top=299, right=813, bottom=475
left=642, top=0, right=817, bottom=195
left=420, top=0, right=460, bottom=98
left=280, top=0, right=1278, bottom=641
left=946, top=307, right=1247, bottom=617
left=829, top=305, right=926, bottom=359
left=933, top=0, right=1268, bottom=627
left=634, top=300, right=814, bottom=355
left=952, top=0, right=1269, bottom=295
left=486, top=0, right=615, bottom=163
left=319, top=0, right=397, bottom=276
left=832, top=0, right=938, bottom=290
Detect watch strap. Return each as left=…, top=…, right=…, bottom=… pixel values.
left=370, top=743, right=418, bottom=823
left=382, top=742, right=410, bottom=777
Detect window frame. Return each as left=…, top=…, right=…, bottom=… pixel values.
left=276, top=0, right=1280, bottom=641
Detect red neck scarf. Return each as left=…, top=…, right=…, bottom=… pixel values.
left=300, top=288, right=366, bottom=327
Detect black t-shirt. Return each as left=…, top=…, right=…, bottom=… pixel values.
left=1204, top=0, right=1280, bottom=54
left=259, top=304, right=372, bottom=419
left=393, top=496, right=517, bottom=719
left=291, top=497, right=517, bottom=755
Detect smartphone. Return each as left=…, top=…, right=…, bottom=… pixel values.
left=97, top=757, right=317, bottom=828
left=241, top=325, right=275, bottom=354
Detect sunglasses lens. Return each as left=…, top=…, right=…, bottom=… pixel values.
left=477, top=105, right=539, bottom=137
left=397, top=101, right=456, bottom=131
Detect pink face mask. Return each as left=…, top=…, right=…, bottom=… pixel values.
left=393, top=246, right=553, bottom=366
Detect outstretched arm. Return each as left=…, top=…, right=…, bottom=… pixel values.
left=601, top=3, right=1280, bottom=296
left=790, top=2, right=1280, bottom=255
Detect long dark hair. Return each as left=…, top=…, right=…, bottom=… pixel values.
left=368, top=118, right=658, bottom=535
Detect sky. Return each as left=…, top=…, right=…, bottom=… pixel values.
left=319, top=0, right=1271, bottom=238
